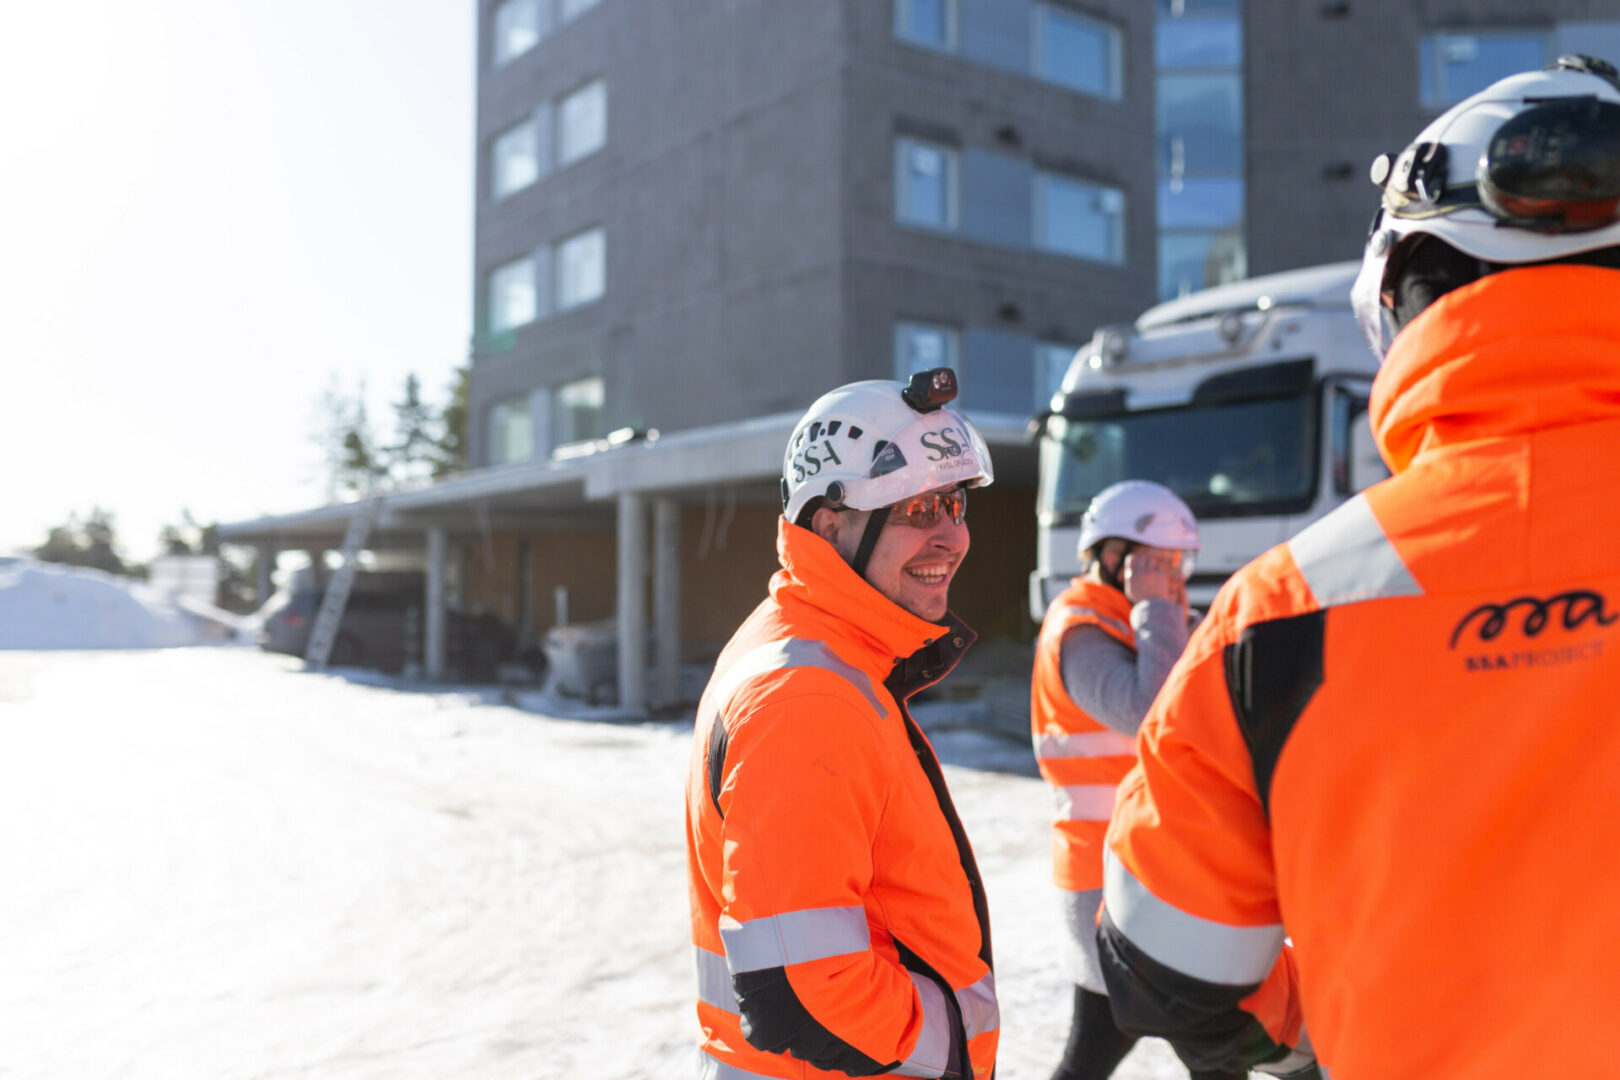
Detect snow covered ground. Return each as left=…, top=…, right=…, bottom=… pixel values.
left=0, top=565, right=1186, bottom=1079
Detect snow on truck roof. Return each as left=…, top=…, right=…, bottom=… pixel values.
left=1136, top=260, right=1360, bottom=331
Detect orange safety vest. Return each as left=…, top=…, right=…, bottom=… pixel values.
left=1099, top=266, right=1620, bottom=1078
left=1030, top=578, right=1139, bottom=892
left=686, top=519, right=999, bottom=1080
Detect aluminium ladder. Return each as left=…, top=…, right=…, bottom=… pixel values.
left=304, top=499, right=382, bottom=670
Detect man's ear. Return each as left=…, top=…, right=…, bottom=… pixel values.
left=810, top=505, right=847, bottom=547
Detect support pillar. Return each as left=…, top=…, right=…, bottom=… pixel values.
left=255, top=544, right=276, bottom=606
left=653, top=496, right=681, bottom=709
left=426, top=526, right=447, bottom=681
left=617, top=493, right=648, bottom=715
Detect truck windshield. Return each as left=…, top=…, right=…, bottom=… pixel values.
left=1039, top=390, right=1317, bottom=520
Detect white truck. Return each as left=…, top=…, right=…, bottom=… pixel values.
left=1031, top=260, right=1389, bottom=617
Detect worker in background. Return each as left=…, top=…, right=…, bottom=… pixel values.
left=1095, top=55, right=1620, bottom=1078
left=685, top=368, right=999, bottom=1080
left=1029, top=481, right=1232, bottom=1080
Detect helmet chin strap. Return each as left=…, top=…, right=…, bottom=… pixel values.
left=850, top=510, right=888, bottom=580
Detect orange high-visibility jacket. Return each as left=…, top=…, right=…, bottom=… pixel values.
left=686, top=519, right=999, bottom=1080
left=1030, top=579, right=1139, bottom=893
left=1098, top=266, right=1620, bottom=1079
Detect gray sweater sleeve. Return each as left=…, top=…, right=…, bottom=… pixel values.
left=1058, top=597, right=1190, bottom=737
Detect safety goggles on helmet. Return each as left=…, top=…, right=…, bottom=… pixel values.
left=882, top=487, right=967, bottom=529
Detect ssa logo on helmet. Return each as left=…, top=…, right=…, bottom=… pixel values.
left=920, top=427, right=968, bottom=461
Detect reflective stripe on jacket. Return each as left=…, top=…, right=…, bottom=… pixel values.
left=686, top=518, right=999, bottom=1079
left=1030, top=579, right=1139, bottom=892
left=1099, top=266, right=1620, bottom=1078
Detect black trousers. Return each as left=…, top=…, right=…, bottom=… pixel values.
left=1050, top=986, right=1248, bottom=1080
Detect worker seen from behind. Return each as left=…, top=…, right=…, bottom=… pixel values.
left=1095, top=55, right=1620, bottom=1078
left=1029, top=481, right=1230, bottom=1080
left=685, top=367, right=999, bottom=1080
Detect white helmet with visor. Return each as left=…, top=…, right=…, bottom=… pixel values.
left=1352, top=54, right=1620, bottom=358
left=781, top=368, right=994, bottom=526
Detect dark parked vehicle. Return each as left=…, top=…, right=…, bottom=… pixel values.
left=257, top=572, right=515, bottom=679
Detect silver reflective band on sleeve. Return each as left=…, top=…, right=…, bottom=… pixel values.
left=1287, top=493, right=1422, bottom=609
left=955, top=971, right=999, bottom=1039
left=706, top=638, right=888, bottom=720
left=1056, top=784, right=1119, bottom=821
left=697, top=1050, right=783, bottom=1080
left=1034, top=731, right=1136, bottom=760
left=719, top=905, right=871, bottom=973
left=694, top=945, right=739, bottom=1014
left=1103, top=850, right=1283, bottom=986
left=1064, top=605, right=1131, bottom=639
left=890, top=972, right=951, bottom=1078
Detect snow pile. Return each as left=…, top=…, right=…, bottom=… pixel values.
left=0, top=560, right=233, bottom=650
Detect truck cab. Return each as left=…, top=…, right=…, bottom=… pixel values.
left=1031, top=261, right=1389, bottom=617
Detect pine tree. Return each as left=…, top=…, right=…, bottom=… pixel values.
left=387, top=373, right=439, bottom=487
left=433, top=364, right=470, bottom=480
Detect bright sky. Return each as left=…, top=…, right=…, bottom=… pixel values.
left=0, top=0, right=473, bottom=563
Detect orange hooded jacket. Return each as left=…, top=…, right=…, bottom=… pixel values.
left=1030, top=579, right=1139, bottom=893
left=685, top=519, right=999, bottom=1080
left=1097, top=266, right=1620, bottom=1078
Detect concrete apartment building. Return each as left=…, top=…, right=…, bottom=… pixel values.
left=221, top=0, right=1620, bottom=710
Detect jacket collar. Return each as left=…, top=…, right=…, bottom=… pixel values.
left=1373, top=266, right=1620, bottom=474
left=771, top=518, right=973, bottom=692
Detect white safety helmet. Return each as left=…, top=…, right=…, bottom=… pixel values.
left=1077, top=480, right=1200, bottom=562
left=781, top=367, right=994, bottom=525
left=1351, top=54, right=1620, bottom=358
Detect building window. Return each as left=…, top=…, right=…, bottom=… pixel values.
left=1035, top=173, right=1126, bottom=264
left=1035, top=342, right=1078, bottom=406
left=492, top=0, right=542, bottom=67
left=488, top=256, right=538, bottom=333
left=489, top=396, right=534, bottom=464
left=555, top=227, right=605, bottom=311
left=1034, top=5, right=1123, bottom=99
left=894, top=138, right=959, bottom=232
left=1420, top=31, right=1549, bottom=109
left=555, top=376, right=606, bottom=445
left=559, top=0, right=601, bottom=22
left=557, top=79, right=607, bottom=166
left=492, top=119, right=539, bottom=198
left=1156, top=0, right=1245, bottom=300
left=894, top=322, right=960, bottom=380
left=895, top=0, right=955, bottom=52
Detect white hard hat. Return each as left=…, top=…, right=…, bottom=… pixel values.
left=1351, top=54, right=1620, bottom=358
left=781, top=368, right=994, bottom=524
left=1077, top=480, right=1200, bottom=559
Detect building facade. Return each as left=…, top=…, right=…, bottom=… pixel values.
left=223, top=0, right=1620, bottom=708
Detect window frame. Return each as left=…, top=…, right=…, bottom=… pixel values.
left=1032, top=3, right=1124, bottom=101
left=491, top=0, right=543, bottom=69
left=893, top=321, right=962, bottom=382
left=893, top=136, right=960, bottom=233
left=556, top=78, right=607, bottom=167
left=1034, top=170, right=1127, bottom=265
left=488, top=395, right=535, bottom=465
left=554, top=226, right=606, bottom=312
left=554, top=375, right=607, bottom=446
left=491, top=117, right=540, bottom=199
left=488, top=254, right=539, bottom=334
left=894, top=0, right=958, bottom=53
left=1418, top=29, right=1552, bottom=110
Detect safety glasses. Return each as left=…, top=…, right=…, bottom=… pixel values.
left=884, top=488, right=967, bottom=528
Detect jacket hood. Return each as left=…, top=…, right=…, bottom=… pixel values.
left=1372, top=266, right=1620, bottom=474
left=771, top=518, right=956, bottom=673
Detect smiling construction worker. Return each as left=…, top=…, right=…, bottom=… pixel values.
left=685, top=367, right=998, bottom=1080
left=1095, top=55, right=1620, bottom=1079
